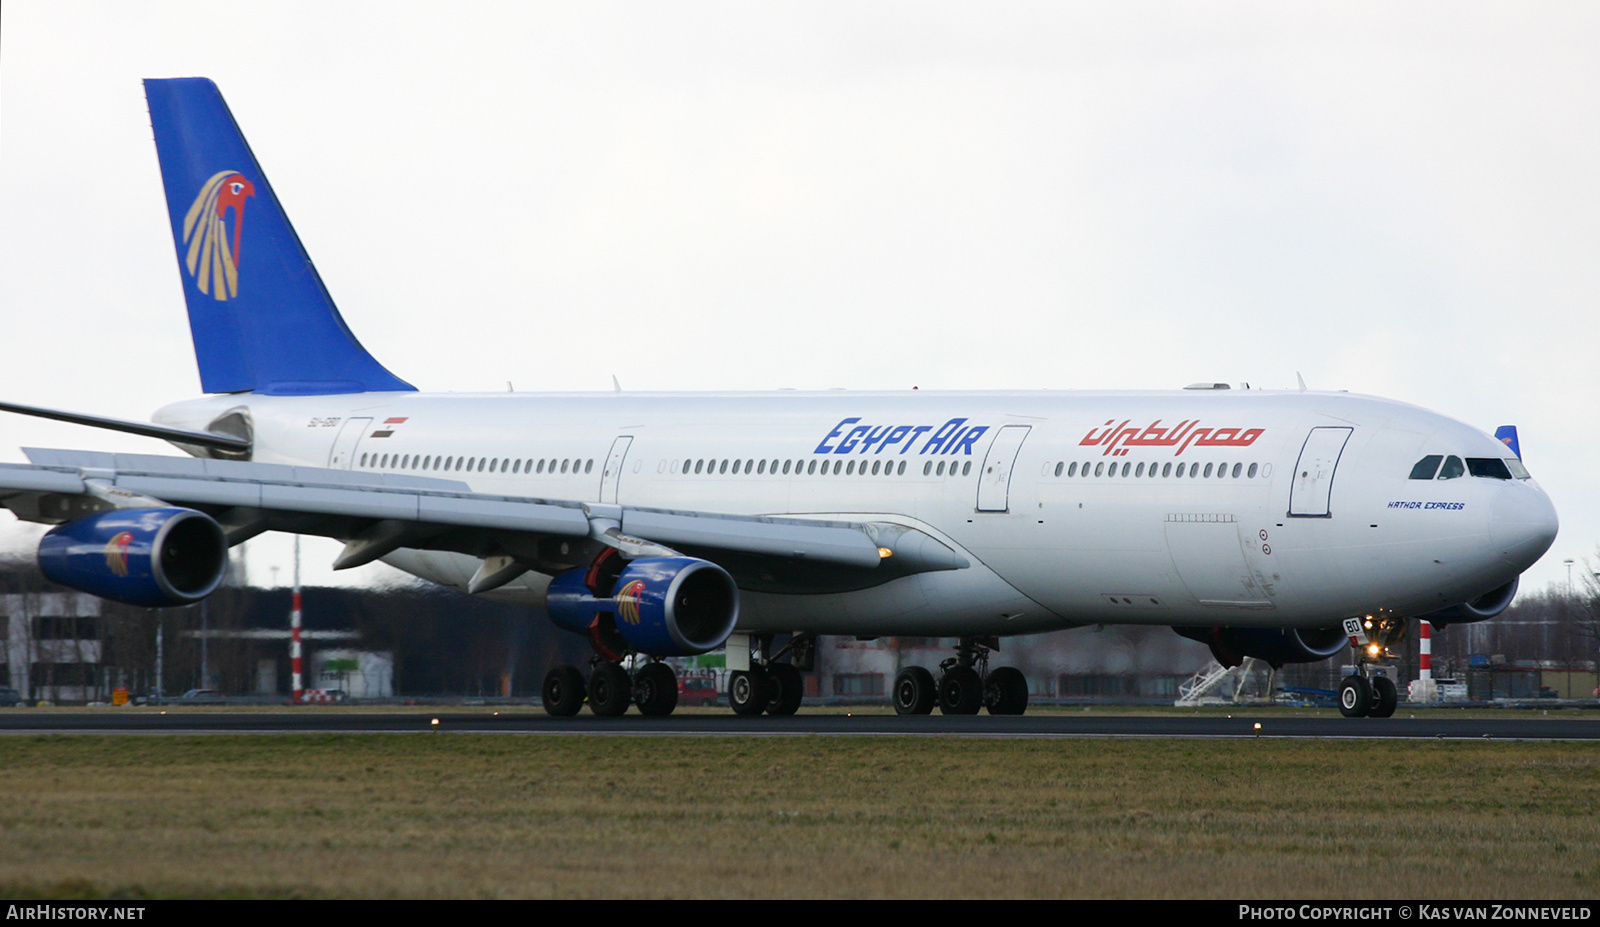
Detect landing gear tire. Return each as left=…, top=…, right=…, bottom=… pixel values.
left=633, top=662, right=679, bottom=717
left=938, top=666, right=983, bottom=715
left=1369, top=676, right=1398, bottom=718
left=984, top=666, right=1029, bottom=716
left=729, top=668, right=769, bottom=716
left=893, top=666, right=937, bottom=715
left=1338, top=675, right=1371, bottom=718
left=588, top=662, right=632, bottom=717
left=765, top=663, right=804, bottom=717
left=542, top=665, right=586, bottom=717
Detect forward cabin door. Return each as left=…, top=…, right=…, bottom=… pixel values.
left=600, top=436, right=633, bottom=503
left=976, top=425, right=1031, bottom=512
left=327, top=417, right=372, bottom=469
left=1288, top=427, right=1353, bottom=517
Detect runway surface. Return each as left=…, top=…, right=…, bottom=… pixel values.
left=2, top=709, right=1598, bottom=739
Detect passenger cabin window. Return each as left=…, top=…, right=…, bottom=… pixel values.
left=1409, top=455, right=1443, bottom=480
left=1437, top=456, right=1465, bottom=480
left=1466, top=458, right=1512, bottom=480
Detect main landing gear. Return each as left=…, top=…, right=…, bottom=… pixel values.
left=728, top=633, right=814, bottom=717
left=892, top=636, right=1029, bottom=716
left=541, top=658, right=682, bottom=717
left=1337, top=615, right=1403, bottom=719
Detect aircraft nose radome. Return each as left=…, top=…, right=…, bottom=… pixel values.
left=1490, top=485, right=1559, bottom=571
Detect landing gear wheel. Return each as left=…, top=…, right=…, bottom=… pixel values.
left=1338, top=675, right=1372, bottom=718
left=984, top=666, right=1029, bottom=716
left=541, top=665, right=586, bottom=717
left=633, top=662, right=679, bottom=717
left=893, top=666, right=937, bottom=715
left=1369, top=676, right=1398, bottom=718
left=588, top=662, right=632, bottom=717
left=729, top=668, right=769, bottom=716
left=765, top=663, right=804, bottom=717
left=938, top=666, right=983, bottom=715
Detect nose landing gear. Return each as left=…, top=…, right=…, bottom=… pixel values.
left=1337, top=615, right=1403, bottom=718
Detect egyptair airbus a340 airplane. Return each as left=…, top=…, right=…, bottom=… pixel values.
left=0, top=78, right=1559, bottom=719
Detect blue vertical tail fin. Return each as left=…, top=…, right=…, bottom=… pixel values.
left=1494, top=425, right=1521, bottom=459
left=144, top=78, right=414, bottom=396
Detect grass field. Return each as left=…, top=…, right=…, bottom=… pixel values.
left=1, top=727, right=1599, bottom=899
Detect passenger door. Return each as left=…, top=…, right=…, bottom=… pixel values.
left=326, top=418, right=372, bottom=469
left=976, top=425, right=1031, bottom=512
left=600, top=436, right=632, bottom=503
left=1288, top=427, right=1353, bottom=517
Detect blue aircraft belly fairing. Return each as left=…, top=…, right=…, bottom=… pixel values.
left=144, top=77, right=414, bottom=396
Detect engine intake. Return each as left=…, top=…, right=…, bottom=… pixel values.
left=546, top=554, right=739, bottom=656
left=37, top=507, right=228, bottom=607
left=1174, top=625, right=1348, bottom=669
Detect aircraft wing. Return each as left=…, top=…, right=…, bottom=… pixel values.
left=0, top=449, right=965, bottom=594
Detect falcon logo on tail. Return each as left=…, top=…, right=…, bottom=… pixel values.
left=183, top=170, right=255, bottom=300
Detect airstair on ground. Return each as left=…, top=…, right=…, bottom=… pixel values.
left=1175, top=657, right=1265, bottom=706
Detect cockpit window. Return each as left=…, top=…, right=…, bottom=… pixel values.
left=1466, top=458, right=1512, bottom=480
left=1437, top=455, right=1465, bottom=480
left=1506, top=458, right=1531, bottom=480
left=1409, top=455, right=1443, bottom=480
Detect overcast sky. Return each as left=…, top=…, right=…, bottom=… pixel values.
left=2, top=1, right=1596, bottom=596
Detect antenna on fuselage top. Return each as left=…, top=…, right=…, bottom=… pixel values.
left=1296, top=372, right=1308, bottom=392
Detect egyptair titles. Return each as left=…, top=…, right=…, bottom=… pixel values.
left=1081, top=419, right=1264, bottom=457
left=814, top=418, right=988, bottom=456
left=810, top=416, right=1265, bottom=458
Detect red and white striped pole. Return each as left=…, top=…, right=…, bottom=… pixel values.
left=291, top=535, right=304, bottom=704
left=1419, top=621, right=1432, bottom=681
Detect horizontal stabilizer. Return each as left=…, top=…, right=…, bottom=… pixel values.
left=0, top=400, right=250, bottom=453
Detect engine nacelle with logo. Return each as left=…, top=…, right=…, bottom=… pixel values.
left=37, top=507, right=228, bottom=607
left=546, top=555, right=739, bottom=656
left=1174, top=625, right=1349, bottom=669
left=1417, top=577, right=1518, bottom=628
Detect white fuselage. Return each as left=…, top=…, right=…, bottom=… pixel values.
left=154, top=388, right=1558, bottom=638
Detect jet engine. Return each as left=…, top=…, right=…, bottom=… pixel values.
left=1174, top=625, right=1349, bottom=669
left=1417, top=577, right=1519, bottom=628
left=37, top=507, right=228, bottom=607
left=546, top=551, right=739, bottom=656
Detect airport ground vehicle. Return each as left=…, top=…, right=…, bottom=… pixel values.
left=677, top=674, right=720, bottom=708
